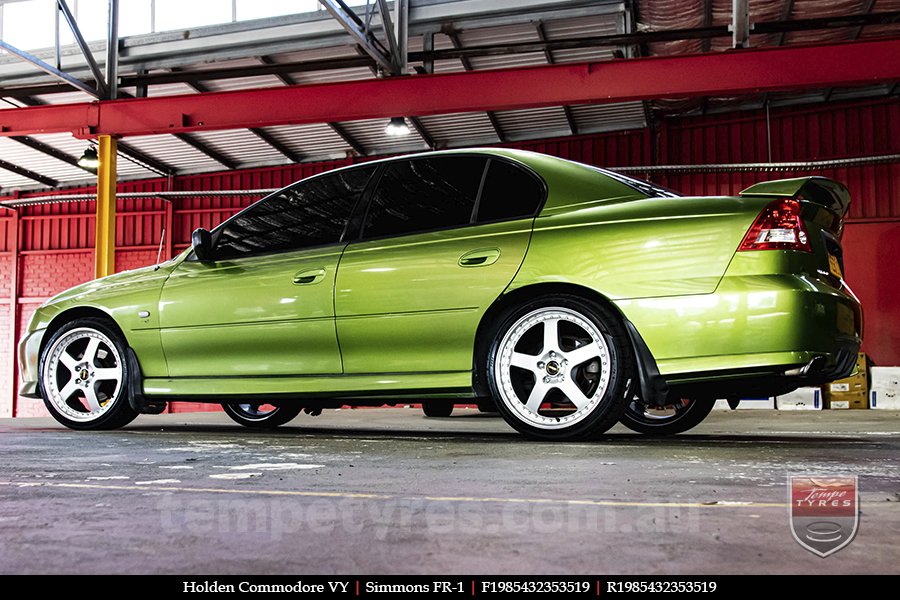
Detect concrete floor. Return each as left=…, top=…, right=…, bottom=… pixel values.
left=1, top=407, right=898, bottom=575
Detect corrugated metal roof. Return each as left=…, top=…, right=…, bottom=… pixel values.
left=188, top=129, right=291, bottom=167
left=124, top=134, right=224, bottom=175
left=418, top=112, right=500, bottom=146
left=1, top=0, right=896, bottom=193
left=543, top=15, right=620, bottom=62
left=338, top=118, right=430, bottom=155
left=31, top=132, right=160, bottom=181
left=571, top=103, right=648, bottom=134
left=0, top=132, right=161, bottom=189
left=494, top=106, right=573, bottom=140
left=258, top=124, right=352, bottom=159
left=33, top=90, right=97, bottom=105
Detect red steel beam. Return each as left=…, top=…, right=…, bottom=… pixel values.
left=1, top=38, right=899, bottom=139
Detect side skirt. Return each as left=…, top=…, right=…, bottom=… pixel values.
left=143, top=371, right=475, bottom=401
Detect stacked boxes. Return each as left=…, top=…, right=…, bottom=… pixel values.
left=822, top=352, right=870, bottom=410
left=775, top=387, right=822, bottom=410
left=869, top=367, right=900, bottom=410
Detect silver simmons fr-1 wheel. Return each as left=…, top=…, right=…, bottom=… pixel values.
left=222, top=403, right=302, bottom=428
left=38, top=318, right=138, bottom=430
left=487, top=296, right=633, bottom=440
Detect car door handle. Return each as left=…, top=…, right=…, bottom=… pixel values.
left=458, top=248, right=501, bottom=268
left=293, top=268, right=327, bottom=285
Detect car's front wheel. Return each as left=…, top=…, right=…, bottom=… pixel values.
left=38, top=318, right=138, bottom=430
left=619, top=396, right=715, bottom=435
left=222, top=403, right=301, bottom=428
left=487, top=296, right=634, bottom=440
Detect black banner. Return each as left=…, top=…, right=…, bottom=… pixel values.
left=0, top=575, right=889, bottom=594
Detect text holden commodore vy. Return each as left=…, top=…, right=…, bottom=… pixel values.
left=18, top=149, right=862, bottom=440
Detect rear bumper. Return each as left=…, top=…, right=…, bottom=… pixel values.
left=616, top=272, right=862, bottom=384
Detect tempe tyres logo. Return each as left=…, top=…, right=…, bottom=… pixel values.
left=789, top=476, right=858, bottom=557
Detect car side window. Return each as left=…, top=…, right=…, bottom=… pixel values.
left=214, top=166, right=375, bottom=259
left=476, top=159, right=544, bottom=223
left=363, top=156, right=487, bottom=239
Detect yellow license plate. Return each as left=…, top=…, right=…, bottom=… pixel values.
left=828, top=254, right=843, bottom=279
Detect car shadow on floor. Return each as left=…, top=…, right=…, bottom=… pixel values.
left=93, top=422, right=880, bottom=449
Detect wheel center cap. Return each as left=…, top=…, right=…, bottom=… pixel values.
left=79, top=368, right=89, bottom=380
left=545, top=361, right=561, bottom=376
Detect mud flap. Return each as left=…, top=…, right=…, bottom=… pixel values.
left=623, top=319, right=669, bottom=407
left=125, top=348, right=166, bottom=414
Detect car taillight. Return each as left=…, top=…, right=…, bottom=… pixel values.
left=738, top=198, right=812, bottom=252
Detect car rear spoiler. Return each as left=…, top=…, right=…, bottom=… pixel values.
left=739, top=176, right=851, bottom=217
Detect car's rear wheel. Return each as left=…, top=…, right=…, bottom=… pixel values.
left=38, top=318, right=138, bottom=430
left=421, top=401, right=453, bottom=418
left=222, top=403, right=301, bottom=428
left=619, top=396, right=715, bottom=435
left=487, top=296, right=634, bottom=440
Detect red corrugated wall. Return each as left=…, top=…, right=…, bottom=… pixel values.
left=1, top=98, right=897, bottom=417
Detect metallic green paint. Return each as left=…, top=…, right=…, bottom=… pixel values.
left=22, top=261, right=176, bottom=383
left=159, top=246, right=344, bottom=377
left=335, top=219, right=532, bottom=374
left=18, top=149, right=862, bottom=403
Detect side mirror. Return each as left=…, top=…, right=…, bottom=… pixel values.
left=191, top=228, right=214, bottom=262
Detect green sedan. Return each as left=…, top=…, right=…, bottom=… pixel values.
left=18, top=149, right=862, bottom=440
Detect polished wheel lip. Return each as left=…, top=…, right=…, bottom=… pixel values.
left=42, top=327, right=122, bottom=423
left=495, top=306, right=612, bottom=430
left=230, top=403, right=282, bottom=421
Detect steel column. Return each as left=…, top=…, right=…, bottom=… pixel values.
left=107, top=0, right=120, bottom=99
left=732, top=0, right=750, bottom=48
left=8, top=208, right=19, bottom=418
left=94, top=135, right=117, bottom=278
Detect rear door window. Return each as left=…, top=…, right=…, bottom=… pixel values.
left=475, top=159, right=544, bottom=223
left=363, top=156, right=488, bottom=239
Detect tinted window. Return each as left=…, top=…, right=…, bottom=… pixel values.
left=476, top=159, right=544, bottom=223
left=363, top=156, right=487, bottom=239
left=214, top=166, right=374, bottom=259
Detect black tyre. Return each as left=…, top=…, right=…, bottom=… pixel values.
left=476, top=399, right=499, bottom=413
left=421, top=401, right=453, bottom=418
left=222, top=403, right=301, bottom=428
left=619, top=396, right=715, bottom=435
left=486, top=295, right=634, bottom=440
left=38, top=317, right=138, bottom=430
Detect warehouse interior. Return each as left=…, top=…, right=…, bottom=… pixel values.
left=0, top=0, right=899, bottom=575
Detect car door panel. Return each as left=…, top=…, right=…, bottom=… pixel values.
left=159, top=248, right=343, bottom=377
left=156, top=165, right=375, bottom=379
left=334, top=156, right=544, bottom=375
left=335, top=218, right=532, bottom=374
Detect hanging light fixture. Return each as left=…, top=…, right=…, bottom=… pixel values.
left=77, top=146, right=100, bottom=174
left=384, top=117, right=410, bottom=137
